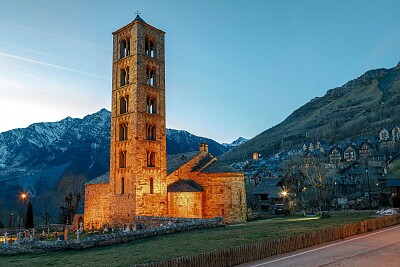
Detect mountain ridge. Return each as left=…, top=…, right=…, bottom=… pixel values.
left=220, top=62, right=400, bottom=163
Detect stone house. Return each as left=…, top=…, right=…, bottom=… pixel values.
left=343, top=145, right=358, bottom=161
left=358, top=141, right=376, bottom=159
left=392, top=126, right=400, bottom=141
left=329, top=146, right=343, bottom=165
left=252, top=178, right=283, bottom=212
left=84, top=15, right=246, bottom=228
left=379, top=126, right=392, bottom=142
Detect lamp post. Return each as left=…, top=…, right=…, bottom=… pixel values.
left=18, top=192, right=28, bottom=229
left=281, top=190, right=288, bottom=215
left=365, top=168, right=372, bottom=210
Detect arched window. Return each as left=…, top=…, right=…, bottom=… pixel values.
left=146, top=124, right=156, bottom=140
left=145, top=38, right=156, bottom=58
left=120, top=96, right=129, bottom=114
left=146, top=67, right=156, bottom=86
left=146, top=97, right=157, bottom=114
left=119, top=124, right=128, bottom=141
left=119, top=150, right=127, bottom=168
left=120, top=38, right=130, bottom=59
left=121, top=177, right=125, bottom=195
left=150, top=177, right=154, bottom=194
left=120, top=67, right=129, bottom=86
left=147, top=151, right=155, bottom=167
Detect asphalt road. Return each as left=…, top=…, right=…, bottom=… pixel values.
left=236, top=225, right=400, bottom=267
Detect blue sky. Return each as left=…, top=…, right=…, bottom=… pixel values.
left=1, top=1, right=400, bottom=143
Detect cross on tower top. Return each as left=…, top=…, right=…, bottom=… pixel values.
left=135, top=10, right=141, bottom=16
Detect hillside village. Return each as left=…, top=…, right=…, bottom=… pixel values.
left=234, top=125, right=400, bottom=215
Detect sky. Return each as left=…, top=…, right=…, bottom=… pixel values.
left=1, top=1, right=400, bottom=143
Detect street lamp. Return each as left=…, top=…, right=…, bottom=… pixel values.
left=281, top=190, right=289, bottom=215
left=20, top=192, right=28, bottom=201
left=365, top=168, right=372, bottom=210
left=18, top=192, right=29, bottom=229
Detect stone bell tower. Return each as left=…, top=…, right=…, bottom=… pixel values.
left=109, top=15, right=167, bottom=223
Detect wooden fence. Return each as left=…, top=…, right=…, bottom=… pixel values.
left=132, top=215, right=400, bottom=267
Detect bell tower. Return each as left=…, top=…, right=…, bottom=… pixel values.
left=109, top=15, right=167, bottom=223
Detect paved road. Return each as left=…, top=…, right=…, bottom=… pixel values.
left=236, top=225, right=400, bottom=267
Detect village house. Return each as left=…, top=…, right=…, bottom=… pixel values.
left=343, top=144, right=358, bottom=161
left=252, top=178, right=284, bottom=212
left=329, top=146, right=342, bottom=165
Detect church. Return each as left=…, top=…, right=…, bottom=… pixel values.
left=83, top=15, right=246, bottom=228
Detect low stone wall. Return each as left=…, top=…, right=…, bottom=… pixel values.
left=133, top=216, right=212, bottom=229
left=132, top=214, right=400, bottom=267
left=0, top=217, right=224, bottom=255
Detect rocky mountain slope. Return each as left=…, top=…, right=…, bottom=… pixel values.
left=220, top=61, right=400, bottom=163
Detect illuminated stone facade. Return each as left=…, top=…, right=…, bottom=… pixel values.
left=84, top=16, right=246, bottom=228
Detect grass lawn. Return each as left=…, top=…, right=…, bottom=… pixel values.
left=0, top=212, right=375, bottom=267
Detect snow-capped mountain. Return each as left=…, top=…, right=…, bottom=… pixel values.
left=166, top=129, right=228, bottom=156
left=222, top=137, right=249, bottom=150
left=0, top=109, right=231, bottom=211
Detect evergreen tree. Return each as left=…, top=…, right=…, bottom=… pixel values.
left=25, top=201, right=34, bottom=228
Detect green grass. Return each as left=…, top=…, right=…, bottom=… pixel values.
left=0, top=212, right=375, bottom=267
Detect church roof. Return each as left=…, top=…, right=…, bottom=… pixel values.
left=133, top=14, right=146, bottom=23
left=167, top=179, right=203, bottom=192
left=200, top=159, right=241, bottom=174
left=86, top=172, right=110, bottom=185
left=167, top=151, right=201, bottom=175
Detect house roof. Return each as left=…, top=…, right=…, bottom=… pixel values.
left=387, top=179, right=400, bottom=187
left=167, top=179, right=203, bottom=192
left=167, top=151, right=201, bottom=175
left=86, top=172, right=110, bottom=185
left=252, top=178, right=282, bottom=198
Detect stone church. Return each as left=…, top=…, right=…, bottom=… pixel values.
left=83, top=15, right=246, bottom=228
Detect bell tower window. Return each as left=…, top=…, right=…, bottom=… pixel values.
left=119, top=150, right=127, bottom=168
left=119, top=123, right=128, bottom=141
left=147, top=151, right=156, bottom=167
left=146, top=124, right=156, bottom=140
left=120, top=38, right=130, bottom=59
left=121, top=177, right=125, bottom=195
left=145, top=38, right=156, bottom=58
left=120, top=96, right=129, bottom=114
left=146, top=97, right=157, bottom=114
left=120, top=67, right=129, bottom=87
left=146, top=67, right=156, bottom=86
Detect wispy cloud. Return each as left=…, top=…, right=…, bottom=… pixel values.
left=0, top=19, right=108, bottom=51
left=0, top=52, right=110, bottom=80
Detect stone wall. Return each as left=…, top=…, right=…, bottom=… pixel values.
left=84, top=183, right=110, bottom=229
left=0, top=217, right=223, bottom=255
left=194, top=172, right=247, bottom=224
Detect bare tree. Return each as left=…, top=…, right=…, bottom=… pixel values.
left=282, top=157, right=308, bottom=211
left=33, top=191, right=56, bottom=225
left=57, top=174, right=86, bottom=224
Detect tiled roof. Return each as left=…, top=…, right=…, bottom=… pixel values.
left=201, top=159, right=240, bottom=174
left=167, top=151, right=201, bottom=175
left=86, top=172, right=110, bottom=185
left=167, top=179, right=203, bottom=192
left=191, top=153, right=214, bottom=172
left=252, top=178, right=282, bottom=198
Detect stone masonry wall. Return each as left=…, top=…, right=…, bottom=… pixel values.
left=84, top=183, right=110, bottom=229
left=0, top=217, right=223, bottom=255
